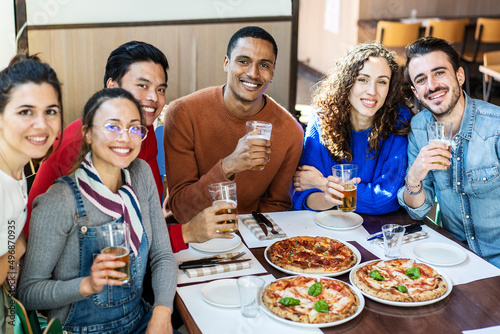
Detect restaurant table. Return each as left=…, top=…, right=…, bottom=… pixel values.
left=175, top=208, right=500, bottom=334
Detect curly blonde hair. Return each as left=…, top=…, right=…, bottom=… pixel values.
left=313, top=43, right=408, bottom=163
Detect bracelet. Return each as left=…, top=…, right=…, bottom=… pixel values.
left=404, top=175, right=421, bottom=189
left=405, top=176, right=423, bottom=196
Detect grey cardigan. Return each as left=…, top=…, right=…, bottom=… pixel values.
left=18, top=159, right=176, bottom=323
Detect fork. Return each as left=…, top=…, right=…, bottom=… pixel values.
left=223, top=251, right=246, bottom=261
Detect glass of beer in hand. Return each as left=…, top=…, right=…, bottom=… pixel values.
left=208, top=181, right=238, bottom=233
left=426, top=121, right=453, bottom=167
left=97, top=222, right=131, bottom=283
left=245, top=121, right=273, bottom=171
left=332, top=164, right=358, bottom=212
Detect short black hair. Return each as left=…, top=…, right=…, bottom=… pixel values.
left=226, top=26, right=278, bottom=61
left=103, top=41, right=169, bottom=87
left=405, top=36, right=461, bottom=84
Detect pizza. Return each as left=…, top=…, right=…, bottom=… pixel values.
left=266, top=236, right=358, bottom=274
left=352, top=259, right=448, bottom=302
left=262, top=276, right=360, bottom=323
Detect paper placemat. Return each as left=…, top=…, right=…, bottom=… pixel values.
left=183, top=260, right=251, bottom=278
left=176, top=274, right=322, bottom=334
left=240, top=214, right=286, bottom=240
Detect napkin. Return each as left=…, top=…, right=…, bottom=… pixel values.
left=182, top=252, right=251, bottom=278
left=240, top=215, right=286, bottom=240
left=370, top=231, right=429, bottom=247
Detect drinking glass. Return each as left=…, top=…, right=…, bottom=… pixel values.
left=245, top=121, right=272, bottom=171
left=382, top=224, right=406, bottom=258
left=237, top=276, right=264, bottom=318
left=332, top=164, right=358, bottom=212
left=97, top=222, right=131, bottom=283
left=426, top=121, right=453, bottom=166
left=208, top=181, right=238, bottom=233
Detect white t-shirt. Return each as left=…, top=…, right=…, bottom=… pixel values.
left=0, top=169, right=27, bottom=256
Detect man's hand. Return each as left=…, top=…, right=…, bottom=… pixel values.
left=182, top=201, right=238, bottom=244
left=221, top=135, right=272, bottom=178
left=407, top=141, right=451, bottom=186
left=293, top=165, right=328, bottom=192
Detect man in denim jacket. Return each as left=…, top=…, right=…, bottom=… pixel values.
left=397, top=37, right=500, bottom=268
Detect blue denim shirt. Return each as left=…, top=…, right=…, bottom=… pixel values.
left=398, top=94, right=500, bottom=268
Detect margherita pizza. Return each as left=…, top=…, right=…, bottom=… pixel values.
left=262, top=276, right=360, bottom=324
left=352, top=259, right=448, bottom=302
left=266, top=236, right=358, bottom=274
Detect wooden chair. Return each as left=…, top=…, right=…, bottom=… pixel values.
left=460, top=18, right=500, bottom=94
left=376, top=21, right=422, bottom=65
left=426, top=18, right=469, bottom=44
left=3, top=284, right=34, bottom=334
left=479, top=50, right=500, bottom=101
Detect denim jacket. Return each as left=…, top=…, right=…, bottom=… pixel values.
left=398, top=93, right=500, bottom=268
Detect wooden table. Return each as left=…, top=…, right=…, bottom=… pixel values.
left=175, top=209, right=500, bottom=334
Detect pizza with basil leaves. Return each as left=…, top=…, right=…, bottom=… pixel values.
left=352, top=259, right=448, bottom=302
left=266, top=236, right=358, bottom=274
left=262, top=276, right=360, bottom=323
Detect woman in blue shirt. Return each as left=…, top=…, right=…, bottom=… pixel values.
left=293, top=43, right=410, bottom=214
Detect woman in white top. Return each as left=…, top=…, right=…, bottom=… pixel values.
left=0, top=54, right=63, bottom=330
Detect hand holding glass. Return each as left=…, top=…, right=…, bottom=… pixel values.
left=332, top=164, right=358, bottom=212
left=208, top=182, right=238, bottom=233
left=426, top=121, right=452, bottom=166
left=245, top=121, right=272, bottom=171
left=97, top=222, right=131, bottom=283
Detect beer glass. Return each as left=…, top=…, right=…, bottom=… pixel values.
left=332, top=164, right=358, bottom=212
left=426, top=121, right=453, bottom=166
left=208, top=181, right=238, bottom=233
left=245, top=121, right=272, bottom=171
left=97, top=222, right=131, bottom=283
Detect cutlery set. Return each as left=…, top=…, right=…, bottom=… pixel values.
left=179, top=252, right=249, bottom=269
left=251, top=211, right=279, bottom=236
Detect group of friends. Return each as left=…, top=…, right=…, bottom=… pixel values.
left=0, top=25, right=499, bottom=333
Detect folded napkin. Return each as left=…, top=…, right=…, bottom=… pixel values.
left=182, top=252, right=251, bottom=278
left=240, top=214, right=287, bottom=240
left=370, top=231, right=429, bottom=248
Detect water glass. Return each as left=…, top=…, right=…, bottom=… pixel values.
left=237, top=276, right=264, bottom=318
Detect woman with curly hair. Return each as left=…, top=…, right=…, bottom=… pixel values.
left=293, top=43, right=411, bottom=214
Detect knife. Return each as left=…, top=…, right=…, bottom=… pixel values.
left=179, top=258, right=251, bottom=270
left=251, top=211, right=268, bottom=236
left=256, top=212, right=274, bottom=229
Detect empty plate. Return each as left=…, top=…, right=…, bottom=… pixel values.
left=190, top=234, right=241, bottom=253
left=200, top=279, right=240, bottom=308
left=413, top=242, right=467, bottom=266
left=314, top=210, right=363, bottom=230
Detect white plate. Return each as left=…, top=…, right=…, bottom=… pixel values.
left=191, top=234, right=241, bottom=253
left=413, top=242, right=467, bottom=266
left=314, top=210, right=363, bottom=230
left=264, top=237, right=361, bottom=277
left=349, top=260, right=453, bottom=307
left=259, top=276, right=365, bottom=328
left=200, top=279, right=240, bottom=308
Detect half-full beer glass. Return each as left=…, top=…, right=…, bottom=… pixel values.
left=245, top=121, right=272, bottom=171
left=426, top=121, right=453, bottom=166
left=208, top=181, right=238, bottom=233
left=97, top=222, right=131, bottom=283
left=332, top=164, right=358, bottom=212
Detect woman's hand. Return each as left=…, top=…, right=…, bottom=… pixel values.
left=79, top=253, right=126, bottom=297
left=182, top=201, right=238, bottom=244
left=146, top=306, right=173, bottom=334
left=293, top=165, right=328, bottom=192
left=324, top=176, right=361, bottom=205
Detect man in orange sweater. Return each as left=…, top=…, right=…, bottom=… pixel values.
left=164, top=26, right=304, bottom=226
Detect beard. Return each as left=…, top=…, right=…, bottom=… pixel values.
left=420, top=81, right=462, bottom=118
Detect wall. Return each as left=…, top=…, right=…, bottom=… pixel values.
left=28, top=22, right=292, bottom=123
left=0, top=1, right=17, bottom=68
left=298, top=0, right=360, bottom=75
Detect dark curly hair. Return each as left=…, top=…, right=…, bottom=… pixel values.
left=313, top=42, right=409, bottom=163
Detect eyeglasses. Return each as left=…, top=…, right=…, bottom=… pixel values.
left=100, top=123, right=148, bottom=142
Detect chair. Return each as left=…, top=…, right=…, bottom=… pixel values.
left=376, top=21, right=422, bottom=65
left=479, top=50, right=500, bottom=101
left=42, top=318, right=63, bottom=334
left=425, top=18, right=469, bottom=45
left=3, top=284, right=35, bottom=334
left=460, top=17, right=500, bottom=94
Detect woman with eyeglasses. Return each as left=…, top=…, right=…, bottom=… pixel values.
left=19, top=88, right=177, bottom=334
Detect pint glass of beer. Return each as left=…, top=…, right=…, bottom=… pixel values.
left=97, top=222, right=131, bottom=283
left=426, top=121, right=453, bottom=166
left=208, top=181, right=238, bottom=233
left=245, top=121, right=272, bottom=171
left=332, top=164, right=358, bottom=212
